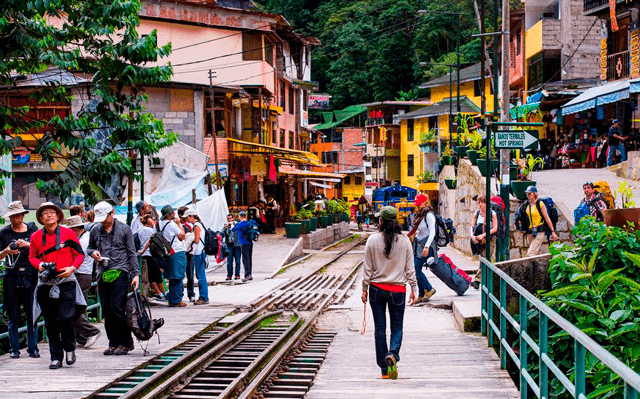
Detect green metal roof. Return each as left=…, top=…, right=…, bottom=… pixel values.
left=397, top=96, right=480, bottom=120
left=312, top=105, right=367, bottom=130
left=419, top=63, right=485, bottom=89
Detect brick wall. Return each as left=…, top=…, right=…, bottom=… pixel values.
left=203, top=137, right=229, bottom=164
left=561, top=0, right=601, bottom=80
left=341, top=127, right=365, bottom=171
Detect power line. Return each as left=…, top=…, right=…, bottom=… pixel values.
left=172, top=23, right=272, bottom=52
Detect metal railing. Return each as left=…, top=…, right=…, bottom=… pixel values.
left=583, top=0, right=608, bottom=12
left=480, top=258, right=640, bottom=398
left=607, top=50, right=630, bottom=82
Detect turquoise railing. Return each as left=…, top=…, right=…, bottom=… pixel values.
left=480, top=258, right=640, bottom=399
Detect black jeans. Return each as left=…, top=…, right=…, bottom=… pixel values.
left=98, top=272, right=133, bottom=349
left=3, top=273, right=38, bottom=355
left=185, top=253, right=195, bottom=299
left=75, top=273, right=100, bottom=345
left=368, top=285, right=406, bottom=375
left=37, top=281, right=77, bottom=361
left=241, top=243, right=253, bottom=277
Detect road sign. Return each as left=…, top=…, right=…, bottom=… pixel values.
left=494, top=129, right=538, bottom=150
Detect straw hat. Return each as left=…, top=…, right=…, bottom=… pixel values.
left=36, top=202, right=64, bottom=225
left=3, top=201, right=29, bottom=218
left=64, top=215, right=87, bottom=229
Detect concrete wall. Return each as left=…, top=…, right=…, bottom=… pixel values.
left=302, top=221, right=350, bottom=250
left=611, top=151, right=640, bottom=180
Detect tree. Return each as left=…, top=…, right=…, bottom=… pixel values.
left=0, top=0, right=178, bottom=204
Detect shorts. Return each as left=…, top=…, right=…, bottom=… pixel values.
left=143, top=256, right=163, bottom=284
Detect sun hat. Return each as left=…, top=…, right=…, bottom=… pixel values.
left=161, top=205, right=176, bottom=219
left=93, top=202, right=114, bottom=223
left=414, top=194, right=429, bottom=207
left=4, top=201, right=29, bottom=219
left=36, top=202, right=64, bottom=225
left=525, top=185, right=538, bottom=194
left=65, top=215, right=87, bottom=229
left=184, top=209, right=198, bottom=217
left=375, top=206, right=398, bottom=221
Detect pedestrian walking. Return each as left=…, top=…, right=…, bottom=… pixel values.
left=0, top=201, right=40, bottom=359
left=159, top=205, right=188, bottom=307
left=406, top=194, right=436, bottom=303
left=178, top=206, right=196, bottom=302
left=361, top=206, right=417, bottom=380
left=357, top=196, right=367, bottom=231
left=232, top=211, right=253, bottom=282
left=523, top=186, right=558, bottom=257
left=223, top=214, right=241, bottom=280
left=29, top=202, right=86, bottom=369
left=136, top=214, right=167, bottom=301
left=580, top=181, right=607, bottom=222
left=65, top=216, right=102, bottom=349
left=184, top=209, right=209, bottom=305
left=607, top=119, right=628, bottom=166
left=87, top=202, right=140, bottom=356
left=265, top=193, right=278, bottom=233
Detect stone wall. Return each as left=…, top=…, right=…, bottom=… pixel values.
left=302, top=221, right=350, bottom=250
left=611, top=151, right=640, bottom=181
left=439, top=159, right=573, bottom=259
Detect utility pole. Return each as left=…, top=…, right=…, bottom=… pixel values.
left=208, top=69, right=222, bottom=190
left=127, top=148, right=134, bottom=225
left=456, top=14, right=461, bottom=145
left=498, top=0, right=511, bottom=261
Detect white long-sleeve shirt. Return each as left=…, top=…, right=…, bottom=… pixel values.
left=361, top=232, right=418, bottom=293
left=415, top=212, right=436, bottom=250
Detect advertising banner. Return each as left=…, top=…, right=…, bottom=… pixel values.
left=309, top=94, right=331, bottom=109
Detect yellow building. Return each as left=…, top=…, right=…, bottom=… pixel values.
left=341, top=170, right=365, bottom=201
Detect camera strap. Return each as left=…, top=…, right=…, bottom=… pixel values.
left=39, top=226, right=61, bottom=257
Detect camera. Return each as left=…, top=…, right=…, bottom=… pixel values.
left=39, top=262, right=59, bottom=282
left=9, top=240, right=18, bottom=251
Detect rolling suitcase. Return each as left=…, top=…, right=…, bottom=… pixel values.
left=429, top=254, right=471, bottom=296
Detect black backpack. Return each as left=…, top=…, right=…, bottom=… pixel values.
left=148, top=222, right=173, bottom=259
left=515, top=201, right=530, bottom=232
left=536, top=197, right=558, bottom=235
left=199, top=222, right=219, bottom=256
left=431, top=212, right=456, bottom=248
left=125, top=291, right=164, bottom=345
left=476, top=202, right=507, bottom=239
left=514, top=198, right=558, bottom=235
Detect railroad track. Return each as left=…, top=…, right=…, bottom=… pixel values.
left=87, top=235, right=366, bottom=399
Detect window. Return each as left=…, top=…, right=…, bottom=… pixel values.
left=407, top=154, right=414, bottom=177
left=327, top=129, right=342, bottom=143
left=242, top=32, right=263, bottom=61
left=205, top=94, right=226, bottom=137
left=303, top=90, right=308, bottom=111
left=355, top=175, right=363, bottom=185
left=280, top=81, right=286, bottom=109
left=407, top=119, right=414, bottom=141
left=474, top=80, right=482, bottom=97
left=289, top=131, right=294, bottom=149
left=265, top=37, right=274, bottom=66
left=272, top=129, right=277, bottom=144
left=366, top=166, right=371, bottom=175
left=344, top=176, right=351, bottom=185
left=516, top=30, right=521, bottom=55
left=279, top=129, right=285, bottom=148
left=288, top=87, right=294, bottom=115
left=321, top=151, right=339, bottom=164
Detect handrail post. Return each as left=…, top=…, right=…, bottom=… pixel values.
left=625, top=382, right=639, bottom=399
left=520, top=296, right=528, bottom=399
left=575, top=340, right=586, bottom=398
left=500, top=278, right=507, bottom=370
left=539, top=314, right=548, bottom=399
left=487, top=264, right=494, bottom=346
left=481, top=261, right=487, bottom=336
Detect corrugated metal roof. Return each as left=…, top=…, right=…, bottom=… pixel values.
left=312, top=105, right=367, bottom=130
left=8, top=68, right=88, bottom=88
left=397, top=96, right=480, bottom=119
left=419, top=63, right=487, bottom=89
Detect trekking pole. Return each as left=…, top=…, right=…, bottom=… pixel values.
left=361, top=302, right=367, bottom=335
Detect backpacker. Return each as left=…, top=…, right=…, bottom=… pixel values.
left=148, top=222, right=173, bottom=259
left=429, top=254, right=470, bottom=296
left=247, top=219, right=260, bottom=242
left=574, top=202, right=590, bottom=224
left=125, top=290, right=164, bottom=346
left=431, top=212, right=456, bottom=248
left=477, top=196, right=507, bottom=239
left=200, top=222, right=219, bottom=256
left=593, top=181, right=615, bottom=209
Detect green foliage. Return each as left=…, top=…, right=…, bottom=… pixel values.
left=539, top=219, right=640, bottom=397
left=293, top=208, right=314, bottom=220
left=614, top=181, right=636, bottom=209
left=1, top=0, right=178, bottom=203
left=520, top=154, right=544, bottom=180
left=477, top=144, right=496, bottom=160
left=419, top=128, right=437, bottom=145
left=416, top=170, right=435, bottom=183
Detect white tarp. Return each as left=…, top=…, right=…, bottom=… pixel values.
left=150, top=164, right=209, bottom=209
left=188, top=189, right=228, bottom=231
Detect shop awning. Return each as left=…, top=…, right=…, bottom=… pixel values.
left=561, top=80, right=630, bottom=115
left=227, top=138, right=321, bottom=165
left=629, top=78, right=640, bottom=93
left=509, top=102, right=540, bottom=119
left=397, top=96, right=480, bottom=120
left=312, top=105, right=367, bottom=130
left=309, top=181, right=333, bottom=189
left=280, top=169, right=346, bottom=179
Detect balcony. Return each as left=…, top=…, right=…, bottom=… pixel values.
left=365, top=117, right=396, bottom=126
left=607, top=50, right=630, bottom=82
left=584, top=0, right=607, bottom=12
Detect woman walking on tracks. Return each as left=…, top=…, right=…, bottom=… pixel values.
left=361, top=206, right=417, bottom=380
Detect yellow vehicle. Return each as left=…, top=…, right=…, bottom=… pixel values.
left=395, top=200, right=416, bottom=230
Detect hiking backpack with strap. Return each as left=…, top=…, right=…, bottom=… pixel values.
left=125, top=290, right=164, bottom=344
left=536, top=197, right=558, bottom=235
left=514, top=201, right=531, bottom=232
left=593, top=181, right=615, bottom=209
left=247, top=219, right=260, bottom=242
left=199, top=221, right=219, bottom=256
left=148, top=222, right=173, bottom=259
left=431, top=212, right=456, bottom=248
left=574, top=202, right=590, bottom=225
left=488, top=196, right=507, bottom=239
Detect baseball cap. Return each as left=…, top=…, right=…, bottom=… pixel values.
left=613, top=119, right=620, bottom=124
left=93, top=202, right=114, bottom=223
left=525, top=185, right=538, bottom=194
left=239, top=211, right=247, bottom=217
left=184, top=209, right=198, bottom=217
left=414, top=194, right=429, bottom=207
left=375, top=206, right=397, bottom=221
left=135, top=200, right=145, bottom=212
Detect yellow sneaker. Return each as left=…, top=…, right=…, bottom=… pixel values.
left=423, top=288, right=436, bottom=300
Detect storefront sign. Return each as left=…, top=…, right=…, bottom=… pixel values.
left=631, top=29, right=640, bottom=79
left=207, top=163, right=228, bottom=178
left=380, top=127, right=387, bottom=145
left=364, top=182, right=379, bottom=187
left=12, top=148, right=42, bottom=164
left=494, top=130, right=538, bottom=150
left=292, top=79, right=319, bottom=91
left=600, top=38, right=608, bottom=81
left=610, top=0, right=619, bottom=32
left=309, top=94, right=331, bottom=109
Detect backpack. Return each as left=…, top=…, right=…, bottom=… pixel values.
left=536, top=197, right=558, bottom=235
left=247, top=219, right=260, bottom=242
left=431, top=212, right=456, bottom=248
left=148, top=222, right=174, bottom=259
left=133, top=232, right=141, bottom=251
left=489, top=196, right=507, bottom=239
left=125, top=291, right=164, bottom=344
left=199, top=222, right=219, bottom=256
left=515, top=201, right=530, bottom=232
left=574, top=202, right=590, bottom=225
left=593, top=181, right=615, bottom=209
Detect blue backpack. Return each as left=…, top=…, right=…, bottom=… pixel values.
left=574, top=202, right=590, bottom=225
left=247, top=219, right=260, bottom=242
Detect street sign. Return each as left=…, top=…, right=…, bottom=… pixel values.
left=494, top=129, right=538, bottom=150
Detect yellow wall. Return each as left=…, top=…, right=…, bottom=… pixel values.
left=399, top=119, right=426, bottom=189
left=525, top=20, right=543, bottom=60
left=342, top=173, right=365, bottom=201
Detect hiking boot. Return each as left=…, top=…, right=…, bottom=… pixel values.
left=412, top=296, right=423, bottom=306
left=194, top=298, right=209, bottom=305
left=10, top=352, right=19, bottom=359
left=225, top=276, right=232, bottom=281
left=385, top=354, right=398, bottom=380
left=103, top=347, right=117, bottom=356
left=84, top=332, right=102, bottom=349
left=235, top=275, right=241, bottom=280
left=423, top=288, right=436, bottom=300
left=242, top=275, right=253, bottom=282
left=471, top=281, right=480, bottom=290
left=28, top=351, right=40, bottom=358
left=49, top=360, right=62, bottom=369
left=114, top=345, right=132, bottom=356
left=66, top=351, right=76, bottom=365
left=169, top=301, right=187, bottom=308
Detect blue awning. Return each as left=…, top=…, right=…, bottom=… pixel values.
left=629, top=78, right=640, bottom=93
left=561, top=80, right=630, bottom=115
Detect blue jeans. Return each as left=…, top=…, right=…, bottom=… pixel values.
left=369, top=285, right=406, bottom=375
left=227, top=245, right=242, bottom=277
left=414, top=244, right=435, bottom=295
left=607, top=143, right=627, bottom=166
left=193, top=253, right=208, bottom=301
left=241, top=243, right=253, bottom=277
left=3, top=274, right=39, bottom=355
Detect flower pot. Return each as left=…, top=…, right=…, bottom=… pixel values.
left=602, top=208, right=640, bottom=231
left=444, top=179, right=457, bottom=189
left=419, top=143, right=437, bottom=153
left=511, top=180, right=536, bottom=200
left=343, top=212, right=350, bottom=222
left=454, top=146, right=469, bottom=158
left=467, top=150, right=479, bottom=165
left=509, top=165, right=518, bottom=181
left=440, top=156, right=452, bottom=165
left=327, top=215, right=333, bottom=226
left=300, top=219, right=311, bottom=234
left=284, top=222, right=302, bottom=238
left=319, top=215, right=329, bottom=228
left=310, top=217, right=318, bottom=231
left=477, top=159, right=501, bottom=177
left=334, top=213, right=341, bottom=224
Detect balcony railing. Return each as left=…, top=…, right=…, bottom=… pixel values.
left=365, top=117, right=395, bottom=126
left=607, top=50, right=630, bottom=82
left=583, top=0, right=608, bottom=12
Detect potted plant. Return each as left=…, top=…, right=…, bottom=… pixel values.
left=418, top=129, right=438, bottom=153
left=465, top=131, right=483, bottom=166
left=444, top=176, right=457, bottom=189
left=293, top=208, right=314, bottom=234
left=603, top=181, right=640, bottom=230
left=284, top=217, right=302, bottom=238
left=453, top=114, right=473, bottom=157
left=337, top=199, right=351, bottom=222
left=476, top=146, right=499, bottom=177
left=416, top=170, right=436, bottom=184
left=326, top=199, right=338, bottom=224
left=440, top=144, right=454, bottom=167
left=510, top=154, right=544, bottom=200
left=318, top=210, right=329, bottom=228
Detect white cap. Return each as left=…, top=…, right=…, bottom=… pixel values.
left=184, top=209, right=198, bottom=217
left=93, top=201, right=114, bottom=223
